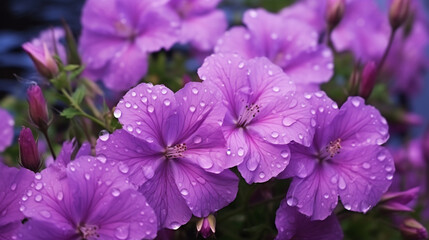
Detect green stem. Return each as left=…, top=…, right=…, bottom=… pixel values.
left=61, top=89, right=107, bottom=130
left=42, top=129, right=56, bottom=160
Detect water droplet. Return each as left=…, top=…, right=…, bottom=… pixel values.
left=141, top=96, right=148, bottom=103
left=115, top=226, right=129, bottom=240
left=111, top=188, right=121, bottom=197
left=344, top=204, right=351, bottom=210
left=10, top=183, right=17, bottom=191
left=125, top=102, right=131, bottom=108
left=362, top=162, right=371, bottom=169
left=99, top=130, right=110, bottom=141
left=338, top=176, right=346, bottom=190
left=361, top=202, right=371, bottom=213
left=386, top=174, right=393, bottom=180
left=324, top=193, right=329, bottom=199
left=35, top=173, right=42, bottom=180
left=35, top=195, right=43, bottom=202
left=180, top=189, right=189, bottom=196
left=271, top=131, right=279, bottom=138
left=84, top=173, right=91, bottom=180
left=161, top=88, right=168, bottom=95
left=351, top=98, right=360, bottom=107
left=310, top=118, right=316, bottom=127
left=193, top=136, right=202, bottom=144
left=170, top=222, right=181, bottom=230
left=282, top=117, right=296, bottom=126
left=280, top=150, right=289, bottom=159
left=238, top=62, right=245, bottom=68
left=163, top=99, right=171, bottom=106
left=119, top=163, right=129, bottom=174
left=96, top=155, right=107, bottom=164
left=35, top=183, right=43, bottom=190
left=298, top=133, right=304, bottom=140
left=246, top=158, right=258, bottom=171
left=226, top=149, right=231, bottom=156
left=237, top=148, right=245, bottom=157
left=198, top=157, right=213, bottom=169
left=40, top=210, right=51, bottom=218
left=113, top=109, right=122, bottom=118
left=377, top=152, right=386, bottom=161
left=259, top=172, right=265, bottom=179
left=286, top=197, right=297, bottom=206
left=189, top=106, right=196, bottom=113
left=143, top=166, right=154, bottom=179
left=147, top=105, right=154, bottom=113
left=192, top=88, right=199, bottom=94
left=272, top=86, right=280, bottom=92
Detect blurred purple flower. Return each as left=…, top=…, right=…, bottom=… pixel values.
left=215, top=8, right=333, bottom=90
left=275, top=199, right=343, bottom=240
left=96, top=82, right=238, bottom=229
left=0, top=108, right=14, bottom=152
left=80, top=0, right=180, bottom=91
left=0, top=163, right=34, bottom=240
left=22, top=27, right=66, bottom=78
left=279, top=93, right=394, bottom=220
left=169, top=0, right=227, bottom=51
left=198, top=54, right=315, bottom=183
left=379, top=187, right=420, bottom=212
left=18, top=156, right=157, bottom=240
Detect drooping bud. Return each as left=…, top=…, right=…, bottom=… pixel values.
left=18, top=127, right=41, bottom=172
left=27, top=84, right=50, bottom=131
left=196, top=214, right=216, bottom=239
left=399, top=218, right=428, bottom=240
left=389, top=0, right=411, bottom=30
left=22, top=42, right=59, bottom=78
left=379, top=187, right=419, bottom=212
left=326, top=0, right=346, bottom=30
left=359, top=61, right=377, bottom=99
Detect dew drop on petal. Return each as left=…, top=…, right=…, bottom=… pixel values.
left=338, top=176, right=347, bottom=190
left=259, top=172, right=265, bottom=179
left=119, top=163, right=129, bottom=174
left=198, top=157, right=213, bottom=169
left=271, top=132, right=279, bottom=138
left=351, top=98, right=360, bottom=107
left=96, top=155, right=107, bottom=164
left=143, top=166, right=155, bottom=179
left=180, top=189, right=189, bottom=196
left=344, top=204, right=352, bottom=210
left=282, top=117, right=296, bottom=127
left=57, top=192, right=64, bottom=201
left=113, top=109, right=122, bottom=118
left=35, top=195, right=43, bottom=202
left=189, top=106, right=196, bottom=113
left=115, top=226, right=129, bottom=240
left=35, top=173, right=42, bottom=180
left=170, top=222, right=181, bottom=230
left=147, top=105, right=154, bottom=113
left=362, top=162, right=371, bottom=169
left=193, top=136, right=202, bottom=144
left=111, top=188, right=121, bottom=197
left=192, top=88, right=199, bottom=95
left=280, top=150, right=289, bottom=159
left=40, top=210, right=51, bottom=218
left=286, top=197, right=297, bottom=207
left=99, top=130, right=110, bottom=141
left=246, top=158, right=258, bottom=171
left=237, top=148, right=245, bottom=157
left=272, top=86, right=280, bottom=92
left=377, top=152, right=386, bottom=161
left=386, top=174, right=393, bottom=180
left=10, top=183, right=17, bottom=191
left=163, top=99, right=171, bottom=106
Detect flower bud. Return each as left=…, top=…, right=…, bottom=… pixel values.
left=326, top=0, right=345, bottom=30
left=18, top=127, right=41, bottom=172
left=27, top=84, right=49, bottom=131
left=399, top=218, right=428, bottom=240
left=22, top=42, right=59, bottom=78
left=359, top=61, right=377, bottom=99
left=389, top=0, right=411, bottom=30
left=379, top=187, right=419, bottom=212
left=196, top=214, right=216, bottom=239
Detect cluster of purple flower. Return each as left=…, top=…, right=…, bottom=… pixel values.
left=1, top=0, right=429, bottom=239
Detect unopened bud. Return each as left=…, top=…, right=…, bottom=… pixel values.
left=359, top=61, right=377, bottom=99
left=399, top=218, right=428, bottom=240
left=27, top=84, right=49, bottom=131
left=196, top=214, right=216, bottom=239
left=18, top=127, right=41, bottom=172
left=389, top=0, right=411, bottom=30
left=23, top=42, right=59, bottom=78
left=326, top=0, right=345, bottom=30
left=379, top=187, right=419, bottom=212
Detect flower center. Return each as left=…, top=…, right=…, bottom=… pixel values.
left=165, top=143, right=187, bottom=159
left=115, top=20, right=137, bottom=41
left=319, top=138, right=342, bottom=161
left=237, top=103, right=260, bottom=128
left=79, top=224, right=100, bottom=239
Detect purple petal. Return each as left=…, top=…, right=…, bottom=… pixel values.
left=275, top=200, right=343, bottom=240
left=0, top=163, right=34, bottom=226
left=115, top=83, right=176, bottom=145
left=0, top=222, right=22, bottom=240
left=139, top=161, right=192, bottom=230
left=237, top=134, right=291, bottom=184
left=329, top=97, right=389, bottom=147
left=171, top=160, right=238, bottom=217
left=180, top=10, right=227, bottom=51
left=0, top=108, right=14, bottom=152
left=80, top=0, right=120, bottom=35
left=277, top=142, right=317, bottom=179
left=96, top=129, right=163, bottom=186
left=18, top=220, right=77, bottom=240
left=222, top=125, right=248, bottom=168
left=214, top=27, right=256, bottom=58
left=286, top=164, right=339, bottom=220
left=333, top=146, right=395, bottom=214
left=169, top=82, right=228, bottom=172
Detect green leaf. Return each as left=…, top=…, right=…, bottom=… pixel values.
left=72, top=85, right=86, bottom=105
left=63, top=64, right=80, bottom=71
left=60, top=108, right=81, bottom=119
left=50, top=71, right=68, bottom=90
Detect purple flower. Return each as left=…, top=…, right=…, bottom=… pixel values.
left=169, top=0, right=227, bottom=51
left=96, top=82, right=239, bottom=229
left=214, top=8, right=333, bottom=89
left=198, top=53, right=315, bottom=183
left=0, top=163, right=34, bottom=240
left=0, top=108, right=14, bottom=152
left=79, top=0, right=180, bottom=91
left=278, top=92, right=394, bottom=220
left=22, top=27, right=66, bottom=78
left=275, top=199, right=343, bottom=240
left=18, top=156, right=158, bottom=240
left=45, top=140, right=92, bottom=169
left=379, top=187, right=420, bottom=212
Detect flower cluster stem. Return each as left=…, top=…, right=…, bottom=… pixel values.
left=41, top=129, right=57, bottom=159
